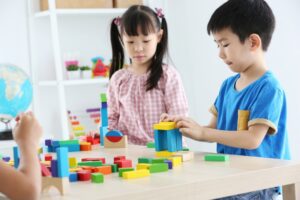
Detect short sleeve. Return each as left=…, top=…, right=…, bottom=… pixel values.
left=248, top=84, right=285, bottom=134
left=163, top=66, right=189, bottom=116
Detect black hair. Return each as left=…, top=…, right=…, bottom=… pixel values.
left=207, top=0, right=275, bottom=51
left=110, top=5, right=168, bottom=91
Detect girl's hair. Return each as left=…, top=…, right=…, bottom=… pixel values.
left=110, top=5, right=168, bottom=91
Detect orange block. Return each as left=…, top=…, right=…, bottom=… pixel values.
left=94, top=166, right=112, bottom=175
left=80, top=143, right=92, bottom=151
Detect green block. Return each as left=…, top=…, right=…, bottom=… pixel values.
left=182, top=147, right=190, bottom=151
left=78, top=161, right=103, bottom=167
left=204, top=154, right=229, bottom=162
left=103, top=164, right=118, bottom=173
left=59, top=139, right=79, bottom=145
left=100, top=93, right=107, bottom=102
left=92, top=173, right=104, bottom=183
left=149, top=163, right=168, bottom=173
left=138, top=157, right=152, bottom=164
left=118, top=168, right=134, bottom=177
left=146, top=142, right=155, bottom=148
left=151, top=158, right=166, bottom=163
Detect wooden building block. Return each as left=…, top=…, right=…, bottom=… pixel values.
left=153, top=122, right=176, bottom=130
left=204, top=154, right=229, bottom=162
left=122, top=169, right=150, bottom=180
left=118, top=168, right=134, bottom=177
left=173, top=151, right=194, bottom=162
left=104, top=135, right=128, bottom=148
left=42, top=177, right=69, bottom=195
left=91, top=173, right=104, bottom=183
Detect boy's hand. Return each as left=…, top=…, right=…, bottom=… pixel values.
left=174, top=117, right=205, bottom=141
left=13, top=112, right=43, bottom=148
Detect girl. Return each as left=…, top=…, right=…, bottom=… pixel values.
left=108, top=5, right=188, bottom=145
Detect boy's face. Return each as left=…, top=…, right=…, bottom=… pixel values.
left=213, top=28, right=253, bottom=73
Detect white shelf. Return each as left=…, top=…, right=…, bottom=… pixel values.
left=35, top=8, right=126, bottom=18
left=62, top=78, right=109, bottom=86
left=38, top=80, right=58, bottom=86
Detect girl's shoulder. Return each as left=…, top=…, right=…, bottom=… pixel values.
left=110, top=68, right=130, bottom=83
left=161, top=64, right=181, bottom=79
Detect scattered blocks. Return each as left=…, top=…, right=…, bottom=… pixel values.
left=118, top=168, right=134, bottom=177
left=146, top=142, right=155, bottom=148
left=204, top=154, right=229, bottom=162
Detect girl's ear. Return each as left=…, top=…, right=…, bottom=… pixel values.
left=157, top=29, right=164, bottom=43
left=248, top=33, right=261, bottom=51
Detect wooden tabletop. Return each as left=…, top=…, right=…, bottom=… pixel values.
left=36, top=145, right=300, bottom=200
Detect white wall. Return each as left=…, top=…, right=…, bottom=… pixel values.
left=167, top=0, right=300, bottom=160
left=1, top=0, right=300, bottom=160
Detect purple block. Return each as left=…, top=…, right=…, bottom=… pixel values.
left=51, top=160, right=58, bottom=177
left=45, top=139, right=52, bottom=146
left=86, top=108, right=100, bottom=113
left=164, top=160, right=173, bottom=169
left=101, top=102, right=107, bottom=108
left=2, top=157, right=10, bottom=162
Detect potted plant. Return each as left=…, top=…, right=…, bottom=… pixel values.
left=80, top=65, right=92, bottom=79
left=66, top=65, right=80, bottom=80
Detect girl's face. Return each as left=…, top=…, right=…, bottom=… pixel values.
left=122, top=27, right=163, bottom=68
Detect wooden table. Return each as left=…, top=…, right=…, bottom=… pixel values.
left=2, top=144, right=300, bottom=199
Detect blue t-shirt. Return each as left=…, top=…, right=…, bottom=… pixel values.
left=212, top=71, right=290, bottom=159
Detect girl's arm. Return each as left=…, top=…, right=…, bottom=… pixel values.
left=107, top=78, right=120, bottom=130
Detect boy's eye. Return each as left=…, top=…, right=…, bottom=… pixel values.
left=223, top=44, right=230, bottom=47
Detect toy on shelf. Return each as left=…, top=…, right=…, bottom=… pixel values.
left=80, top=65, right=92, bottom=79
left=91, top=56, right=109, bottom=78
left=65, top=60, right=80, bottom=80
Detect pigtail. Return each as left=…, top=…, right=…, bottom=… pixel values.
left=146, top=17, right=168, bottom=91
left=110, top=18, right=124, bottom=79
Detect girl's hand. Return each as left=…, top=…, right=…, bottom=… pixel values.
left=159, top=113, right=177, bottom=122
left=174, top=116, right=205, bottom=141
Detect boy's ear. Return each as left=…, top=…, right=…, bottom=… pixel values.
left=248, top=34, right=262, bottom=51
left=157, top=29, right=164, bottom=43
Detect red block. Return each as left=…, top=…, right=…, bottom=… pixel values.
left=41, top=163, right=51, bottom=177
left=81, top=157, right=105, bottom=164
left=114, top=156, right=126, bottom=162
left=45, top=154, right=52, bottom=161
left=77, top=170, right=91, bottom=181
left=114, top=160, right=132, bottom=168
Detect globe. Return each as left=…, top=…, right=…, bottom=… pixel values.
left=0, top=64, right=33, bottom=119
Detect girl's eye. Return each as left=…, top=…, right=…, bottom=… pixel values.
left=127, top=41, right=134, bottom=44
left=143, top=40, right=150, bottom=43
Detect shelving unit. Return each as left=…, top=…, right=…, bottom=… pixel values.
left=27, top=0, right=123, bottom=139
left=26, top=0, right=165, bottom=140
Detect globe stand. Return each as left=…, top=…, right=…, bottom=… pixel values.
left=0, top=118, right=13, bottom=140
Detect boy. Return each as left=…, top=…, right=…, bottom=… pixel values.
left=0, top=112, right=42, bottom=200
left=161, top=0, right=290, bottom=199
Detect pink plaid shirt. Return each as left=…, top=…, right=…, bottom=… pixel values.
left=107, top=65, right=188, bottom=145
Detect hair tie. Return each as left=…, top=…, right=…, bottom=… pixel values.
left=155, top=8, right=164, bottom=18
left=114, top=16, right=121, bottom=26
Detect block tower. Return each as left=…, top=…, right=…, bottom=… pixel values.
left=153, top=122, right=182, bottom=152
left=99, top=93, right=108, bottom=146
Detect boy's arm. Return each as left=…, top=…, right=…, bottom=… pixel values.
left=175, top=117, right=268, bottom=149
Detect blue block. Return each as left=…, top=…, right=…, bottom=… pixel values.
left=51, top=140, right=60, bottom=148
left=47, top=146, right=54, bottom=152
left=101, top=102, right=107, bottom=109
left=175, top=129, right=183, bottom=151
left=101, top=108, right=108, bottom=126
left=67, top=144, right=80, bottom=152
left=166, top=130, right=177, bottom=152
left=69, top=172, right=78, bottom=182
left=106, top=130, right=123, bottom=137
left=100, top=126, right=108, bottom=146
left=51, top=160, right=58, bottom=177
left=13, top=146, right=19, bottom=169
left=56, top=147, right=69, bottom=177
left=154, top=130, right=168, bottom=151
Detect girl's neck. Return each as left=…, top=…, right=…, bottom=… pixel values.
left=128, top=62, right=150, bottom=75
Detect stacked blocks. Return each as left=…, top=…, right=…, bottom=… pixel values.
left=153, top=122, right=182, bottom=152
left=104, top=130, right=128, bottom=148
left=100, top=93, right=108, bottom=146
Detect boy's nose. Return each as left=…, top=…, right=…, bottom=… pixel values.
left=219, top=49, right=226, bottom=59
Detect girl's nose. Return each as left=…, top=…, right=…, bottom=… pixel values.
left=134, top=43, right=143, bottom=52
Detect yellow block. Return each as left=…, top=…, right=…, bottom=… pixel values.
left=123, top=169, right=150, bottom=179
left=73, top=125, right=85, bottom=131
left=69, top=167, right=82, bottom=172
left=155, top=151, right=174, bottom=158
left=153, top=122, right=176, bottom=130
left=69, top=157, right=77, bottom=168
left=173, top=151, right=194, bottom=162
left=136, top=163, right=150, bottom=170
left=168, top=156, right=182, bottom=167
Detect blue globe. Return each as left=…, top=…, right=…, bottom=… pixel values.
left=0, top=64, right=33, bottom=118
